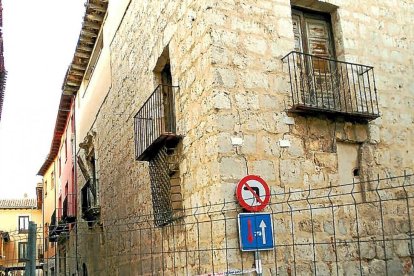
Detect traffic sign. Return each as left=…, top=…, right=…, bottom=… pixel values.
left=238, top=213, right=274, bottom=251
left=236, top=175, right=270, bottom=212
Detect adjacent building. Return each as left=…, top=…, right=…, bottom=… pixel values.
left=39, top=158, right=58, bottom=276
left=38, top=93, right=77, bottom=275
left=0, top=189, right=43, bottom=276
left=39, top=0, right=414, bottom=275
left=0, top=0, right=7, bottom=121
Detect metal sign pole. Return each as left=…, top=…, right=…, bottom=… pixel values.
left=255, top=251, right=262, bottom=275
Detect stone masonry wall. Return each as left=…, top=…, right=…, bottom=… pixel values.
left=83, top=0, right=220, bottom=274
left=72, top=0, right=414, bottom=275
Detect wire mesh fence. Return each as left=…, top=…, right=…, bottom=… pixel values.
left=71, top=172, right=413, bottom=275
left=3, top=173, right=413, bottom=275
left=0, top=228, right=44, bottom=276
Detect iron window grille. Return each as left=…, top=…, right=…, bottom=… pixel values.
left=148, top=145, right=183, bottom=226
left=134, top=84, right=183, bottom=226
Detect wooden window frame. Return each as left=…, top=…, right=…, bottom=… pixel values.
left=292, top=7, right=336, bottom=59
left=18, top=242, right=27, bottom=262
left=18, top=216, right=29, bottom=233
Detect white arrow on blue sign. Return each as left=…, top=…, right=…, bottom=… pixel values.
left=238, top=213, right=274, bottom=251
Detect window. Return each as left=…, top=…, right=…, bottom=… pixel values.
left=51, top=171, right=55, bottom=189
left=82, top=263, right=88, bottom=276
left=18, top=216, right=29, bottom=233
left=161, top=63, right=174, bottom=134
left=71, top=115, right=75, bottom=134
left=44, top=180, right=48, bottom=197
left=140, top=48, right=183, bottom=226
left=58, top=197, right=62, bottom=221
left=58, top=156, right=62, bottom=177
left=283, top=7, right=379, bottom=118
left=81, top=159, right=98, bottom=210
left=79, top=145, right=100, bottom=223
left=45, top=223, right=49, bottom=250
left=83, top=30, right=103, bottom=93
left=38, top=248, right=44, bottom=262
left=64, top=137, right=68, bottom=163
left=18, top=242, right=27, bottom=262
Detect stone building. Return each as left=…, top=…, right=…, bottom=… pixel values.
left=45, top=0, right=413, bottom=275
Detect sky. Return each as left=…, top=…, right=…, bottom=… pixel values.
left=0, top=1, right=85, bottom=199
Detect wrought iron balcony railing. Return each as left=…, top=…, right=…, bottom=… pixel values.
left=282, top=51, right=380, bottom=120
left=62, top=193, right=77, bottom=222
left=134, top=85, right=180, bottom=161
left=49, top=209, right=67, bottom=242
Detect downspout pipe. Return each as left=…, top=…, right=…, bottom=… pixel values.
left=71, top=95, right=80, bottom=275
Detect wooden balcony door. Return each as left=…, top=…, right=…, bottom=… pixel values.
left=292, top=9, right=340, bottom=109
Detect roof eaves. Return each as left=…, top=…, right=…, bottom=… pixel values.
left=37, top=0, right=108, bottom=176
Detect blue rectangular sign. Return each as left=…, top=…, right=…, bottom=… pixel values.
left=238, top=213, right=274, bottom=251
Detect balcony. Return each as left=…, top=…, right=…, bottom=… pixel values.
left=81, top=178, right=100, bottom=222
left=282, top=51, right=380, bottom=121
left=48, top=211, right=58, bottom=242
left=48, top=209, right=68, bottom=242
left=134, top=85, right=181, bottom=161
left=62, top=193, right=77, bottom=223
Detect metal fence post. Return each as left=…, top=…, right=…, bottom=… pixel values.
left=25, top=221, right=36, bottom=276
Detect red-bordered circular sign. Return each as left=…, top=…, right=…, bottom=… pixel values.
left=236, top=175, right=270, bottom=212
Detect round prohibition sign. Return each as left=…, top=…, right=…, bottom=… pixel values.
left=236, top=175, right=270, bottom=212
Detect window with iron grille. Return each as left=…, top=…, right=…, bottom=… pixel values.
left=148, top=146, right=182, bottom=226
left=134, top=52, right=183, bottom=226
